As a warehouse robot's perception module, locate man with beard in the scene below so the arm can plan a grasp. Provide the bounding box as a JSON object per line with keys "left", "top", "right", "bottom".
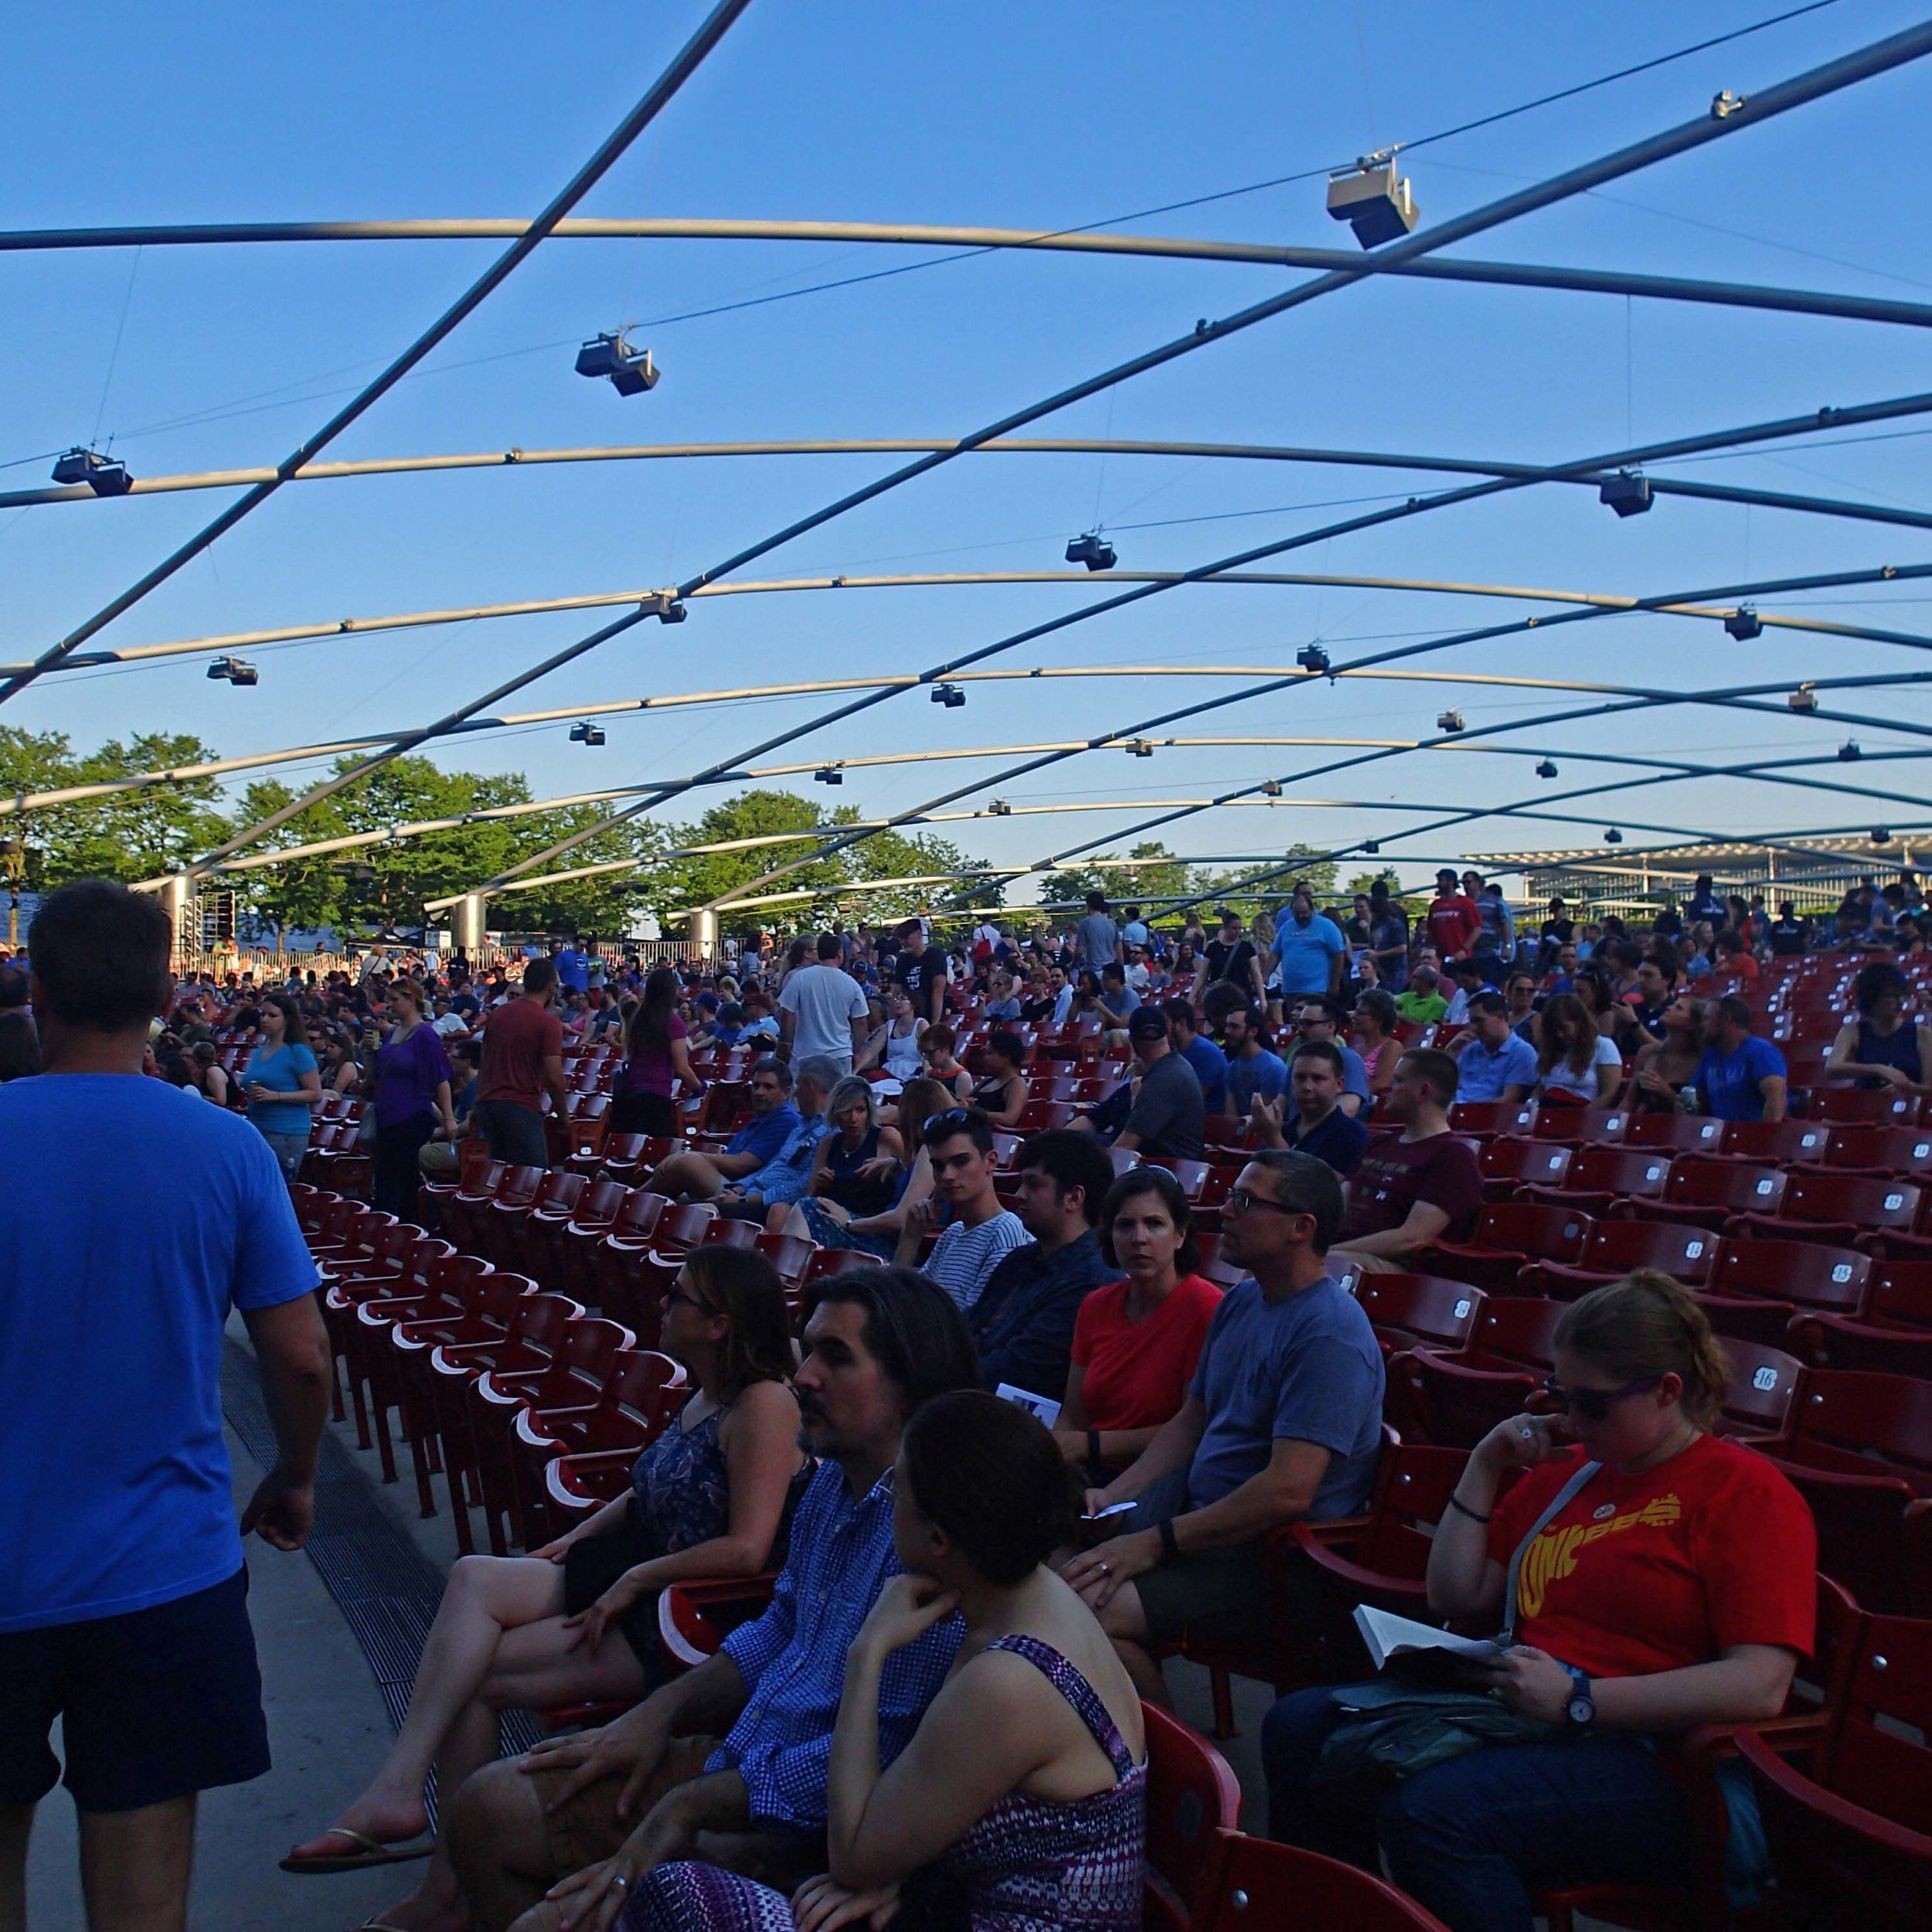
{"left": 445, "top": 1269, "right": 980, "bottom": 1932}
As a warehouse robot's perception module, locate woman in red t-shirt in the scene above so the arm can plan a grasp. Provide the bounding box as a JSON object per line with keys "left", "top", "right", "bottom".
{"left": 1263, "top": 1270, "right": 1816, "bottom": 1932}
{"left": 1054, "top": 1166, "right": 1222, "bottom": 1481}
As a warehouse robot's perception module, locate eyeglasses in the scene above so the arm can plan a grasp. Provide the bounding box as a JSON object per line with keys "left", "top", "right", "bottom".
{"left": 1224, "top": 1187, "right": 1298, "bottom": 1216}
{"left": 1540, "top": 1375, "right": 1659, "bottom": 1422}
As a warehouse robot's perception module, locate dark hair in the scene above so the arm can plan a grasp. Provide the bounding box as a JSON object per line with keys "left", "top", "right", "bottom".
{"left": 1291, "top": 1038, "right": 1345, "bottom": 1077}
{"left": 1015, "top": 1128, "right": 1114, "bottom": 1226}
{"left": 1856, "top": 961, "right": 1909, "bottom": 1015}
{"left": 1554, "top": 1270, "right": 1729, "bottom": 1428}
{"left": 678, "top": 1246, "right": 798, "bottom": 1395}
{"left": 1086, "top": 890, "right": 1107, "bottom": 910}
{"left": 817, "top": 931, "right": 842, "bottom": 961}
{"left": 0, "top": 964, "right": 28, "bottom": 1010}
{"left": 523, "top": 958, "right": 558, "bottom": 996}
{"left": 0, "top": 1012, "right": 41, "bottom": 1082}
{"left": 1099, "top": 1165, "right": 1202, "bottom": 1273}
{"left": 1467, "top": 990, "right": 1508, "bottom": 1021}
{"left": 262, "top": 991, "right": 310, "bottom": 1053}
{"left": 1243, "top": 1148, "right": 1344, "bottom": 1253}
{"left": 1354, "top": 987, "right": 1398, "bottom": 1036}
{"left": 985, "top": 1029, "right": 1026, "bottom": 1068}
{"left": 804, "top": 1265, "right": 981, "bottom": 1416}
{"left": 750, "top": 1053, "right": 793, "bottom": 1090}
{"left": 1399, "top": 1046, "right": 1461, "bottom": 1107}
{"left": 26, "top": 879, "right": 172, "bottom": 1032}
{"left": 1294, "top": 995, "right": 1342, "bottom": 1024}
{"left": 1163, "top": 996, "right": 1199, "bottom": 1031}
{"left": 630, "top": 964, "right": 679, "bottom": 1053}
{"left": 1709, "top": 994, "right": 1753, "bottom": 1031}
{"left": 1536, "top": 992, "right": 1596, "bottom": 1077}
{"left": 901, "top": 1390, "right": 1081, "bottom": 1587}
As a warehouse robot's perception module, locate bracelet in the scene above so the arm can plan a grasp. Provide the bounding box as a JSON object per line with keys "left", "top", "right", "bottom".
{"left": 1446, "top": 1493, "right": 1493, "bottom": 1525}
{"left": 1158, "top": 1518, "right": 1180, "bottom": 1560}
{"left": 1088, "top": 1430, "right": 1103, "bottom": 1469}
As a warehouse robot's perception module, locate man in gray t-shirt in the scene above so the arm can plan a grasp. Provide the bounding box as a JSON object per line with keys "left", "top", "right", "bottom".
{"left": 1117, "top": 1009, "right": 1203, "bottom": 1158}
{"left": 1073, "top": 891, "right": 1121, "bottom": 971}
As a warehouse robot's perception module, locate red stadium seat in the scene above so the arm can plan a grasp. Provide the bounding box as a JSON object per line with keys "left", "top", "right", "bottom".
{"left": 1713, "top": 1240, "right": 1869, "bottom": 1316}
{"left": 1713, "top": 1118, "right": 1833, "bottom": 1165}
{"left": 1354, "top": 1274, "right": 1485, "bottom": 1355}
{"left": 1823, "top": 1124, "right": 1932, "bottom": 1181}
{"left": 1450, "top": 1101, "right": 1539, "bottom": 1138}
{"left": 1522, "top": 1145, "right": 1673, "bottom": 1217}
{"left": 1806, "top": 1087, "right": 1924, "bottom": 1127}
{"left": 1192, "top": 1831, "right": 1452, "bottom": 1931}
{"left": 1621, "top": 1113, "right": 1726, "bottom": 1155}
{"left": 1141, "top": 1706, "right": 1243, "bottom": 1932}
{"left": 1728, "top": 1172, "right": 1925, "bottom": 1250}
{"left": 1478, "top": 1139, "right": 1573, "bottom": 1202}
{"left": 1528, "top": 1218, "right": 1721, "bottom": 1300}
{"left": 1634, "top": 1157, "right": 1784, "bottom": 1229}
{"left": 1427, "top": 1202, "right": 1594, "bottom": 1295}
{"left": 1713, "top": 1337, "right": 1804, "bottom": 1446}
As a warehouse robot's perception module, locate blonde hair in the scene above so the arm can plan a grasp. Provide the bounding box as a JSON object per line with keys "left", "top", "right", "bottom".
{"left": 1553, "top": 1270, "right": 1729, "bottom": 1427}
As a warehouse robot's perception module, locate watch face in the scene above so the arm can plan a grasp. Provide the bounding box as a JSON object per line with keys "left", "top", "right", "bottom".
{"left": 1568, "top": 1695, "right": 1595, "bottom": 1726}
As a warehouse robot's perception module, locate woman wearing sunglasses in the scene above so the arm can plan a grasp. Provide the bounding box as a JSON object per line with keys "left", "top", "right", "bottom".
{"left": 282, "top": 1247, "right": 808, "bottom": 1910}
{"left": 1262, "top": 1270, "right": 1816, "bottom": 1932}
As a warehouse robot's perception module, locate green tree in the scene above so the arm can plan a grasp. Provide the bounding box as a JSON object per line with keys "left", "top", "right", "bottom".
{"left": 639, "top": 790, "right": 849, "bottom": 923}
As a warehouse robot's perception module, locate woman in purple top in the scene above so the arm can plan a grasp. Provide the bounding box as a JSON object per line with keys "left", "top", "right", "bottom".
{"left": 369, "top": 979, "right": 456, "bottom": 1217}
{"left": 614, "top": 965, "right": 705, "bottom": 1138}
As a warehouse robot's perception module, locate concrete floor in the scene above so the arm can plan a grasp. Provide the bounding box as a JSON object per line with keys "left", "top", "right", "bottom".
{"left": 27, "top": 1345, "right": 1271, "bottom": 1931}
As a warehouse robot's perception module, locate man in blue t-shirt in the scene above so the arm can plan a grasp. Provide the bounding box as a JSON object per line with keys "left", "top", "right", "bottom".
{"left": 1223, "top": 1003, "right": 1289, "bottom": 1117}
{"left": 1168, "top": 999, "right": 1230, "bottom": 1115}
{"left": 1693, "top": 995, "right": 1789, "bottom": 1122}
{"left": 1, "top": 881, "right": 328, "bottom": 1926}
{"left": 551, "top": 939, "right": 591, "bottom": 995}
{"left": 646, "top": 1054, "right": 804, "bottom": 1202}
{"left": 1064, "top": 1149, "right": 1383, "bottom": 1695}
{"left": 1272, "top": 888, "right": 1348, "bottom": 1002}
{"left": 1450, "top": 992, "right": 1539, "bottom": 1104}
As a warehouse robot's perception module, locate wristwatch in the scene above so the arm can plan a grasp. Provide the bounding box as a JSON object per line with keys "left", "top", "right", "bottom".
{"left": 1561, "top": 1663, "right": 1596, "bottom": 1730}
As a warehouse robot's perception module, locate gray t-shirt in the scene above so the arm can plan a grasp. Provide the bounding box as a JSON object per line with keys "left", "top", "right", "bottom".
{"left": 1123, "top": 1050, "right": 1206, "bottom": 1160}
{"left": 777, "top": 963, "right": 869, "bottom": 1065}
{"left": 1074, "top": 913, "right": 1121, "bottom": 970}
{"left": 1185, "top": 1275, "right": 1384, "bottom": 1519}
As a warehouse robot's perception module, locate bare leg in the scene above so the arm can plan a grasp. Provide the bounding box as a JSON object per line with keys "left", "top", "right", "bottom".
{"left": 447, "top": 1759, "right": 558, "bottom": 1932}
{"left": 78, "top": 1797, "right": 196, "bottom": 1932}
{"left": 649, "top": 1153, "right": 723, "bottom": 1200}
{"left": 0, "top": 1804, "right": 30, "bottom": 1932}
{"left": 289, "top": 1555, "right": 569, "bottom": 1859}
{"left": 1098, "top": 1583, "right": 1174, "bottom": 1709}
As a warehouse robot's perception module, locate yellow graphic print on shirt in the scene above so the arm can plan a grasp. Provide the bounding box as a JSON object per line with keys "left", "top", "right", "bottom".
{"left": 1515, "top": 1493, "right": 1682, "bottom": 1620}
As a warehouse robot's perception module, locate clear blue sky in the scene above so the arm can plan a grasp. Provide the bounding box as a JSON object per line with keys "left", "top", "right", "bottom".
{"left": 3, "top": 0, "right": 1930, "bottom": 903}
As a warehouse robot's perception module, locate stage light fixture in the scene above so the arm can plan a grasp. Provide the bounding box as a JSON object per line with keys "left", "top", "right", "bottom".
{"left": 1437, "top": 710, "right": 1465, "bottom": 734}
{"left": 1065, "top": 532, "right": 1117, "bottom": 571}
{"left": 568, "top": 721, "right": 606, "bottom": 746}
{"left": 815, "top": 766, "right": 843, "bottom": 785}
{"left": 1838, "top": 740, "right": 1862, "bottom": 760}
{"left": 931, "top": 682, "right": 965, "bottom": 708}
{"left": 52, "top": 446, "right": 132, "bottom": 496}
{"left": 574, "top": 331, "right": 658, "bottom": 396}
{"left": 1325, "top": 154, "right": 1419, "bottom": 248}
{"left": 1536, "top": 760, "right": 1558, "bottom": 779}
{"left": 1724, "top": 607, "right": 1763, "bottom": 641}
{"left": 206, "top": 655, "right": 258, "bottom": 685}
{"left": 1598, "top": 471, "right": 1653, "bottom": 518}
{"left": 1296, "top": 645, "right": 1331, "bottom": 675}
{"left": 1604, "top": 828, "right": 1624, "bottom": 843}
{"left": 1787, "top": 685, "right": 1818, "bottom": 714}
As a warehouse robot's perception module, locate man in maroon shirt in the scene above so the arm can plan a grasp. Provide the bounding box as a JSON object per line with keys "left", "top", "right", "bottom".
{"left": 1423, "top": 868, "right": 1482, "bottom": 962}
{"left": 1331, "top": 1046, "right": 1481, "bottom": 1274}
{"left": 471, "top": 959, "right": 568, "bottom": 1168}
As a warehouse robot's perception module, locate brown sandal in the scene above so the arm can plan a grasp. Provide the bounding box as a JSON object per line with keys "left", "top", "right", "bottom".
{"left": 279, "top": 1825, "right": 435, "bottom": 1874}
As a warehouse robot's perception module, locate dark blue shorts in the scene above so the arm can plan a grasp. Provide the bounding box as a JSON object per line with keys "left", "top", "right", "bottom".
{"left": 0, "top": 1566, "right": 269, "bottom": 1812}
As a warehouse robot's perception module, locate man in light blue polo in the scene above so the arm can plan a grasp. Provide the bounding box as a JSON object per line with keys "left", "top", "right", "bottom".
{"left": 1273, "top": 888, "right": 1346, "bottom": 1006}
{"left": 1451, "top": 991, "right": 1538, "bottom": 1104}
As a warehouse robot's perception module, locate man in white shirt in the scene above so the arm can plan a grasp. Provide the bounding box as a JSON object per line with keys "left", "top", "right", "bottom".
{"left": 896, "top": 1107, "right": 1029, "bottom": 1311}
{"left": 777, "top": 933, "right": 870, "bottom": 1077}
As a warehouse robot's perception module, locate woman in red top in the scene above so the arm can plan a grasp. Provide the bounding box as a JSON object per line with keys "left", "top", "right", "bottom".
{"left": 1263, "top": 1270, "right": 1816, "bottom": 1932}
{"left": 1054, "top": 1167, "right": 1222, "bottom": 1481}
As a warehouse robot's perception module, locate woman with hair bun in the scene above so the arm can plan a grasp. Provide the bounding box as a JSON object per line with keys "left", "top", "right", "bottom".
{"left": 1263, "top": 1270, "right": 1817, "bottom": 1932}
{"left": 627, "top": 1389, "right": 1146, "bottom": 1932}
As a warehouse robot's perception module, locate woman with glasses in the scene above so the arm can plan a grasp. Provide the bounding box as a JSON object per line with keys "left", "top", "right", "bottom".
{"left": 624, "top": 1391, "right": 1145, "bottom": 1932}
{"left": 1054, "top": 1168, "right": 1223, "bottom": 1482}
{"left": 1263, "top": 1271, "right": 1815, "bottom": 1932}
{"left": 283, "top": 1247, "right": 808, "bottom": 1910}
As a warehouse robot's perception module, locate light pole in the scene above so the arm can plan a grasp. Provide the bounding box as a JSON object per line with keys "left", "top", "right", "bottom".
{"left": 0, "top": 838, "right": 26, "bottom": 949}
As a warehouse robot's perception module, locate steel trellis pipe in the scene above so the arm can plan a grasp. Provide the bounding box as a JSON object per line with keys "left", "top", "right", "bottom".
{"left": 185, "top": 16, "right": 1932, "bottom": 886}
{"left": 0, "top": 0, "right": 756, "bottom": 711}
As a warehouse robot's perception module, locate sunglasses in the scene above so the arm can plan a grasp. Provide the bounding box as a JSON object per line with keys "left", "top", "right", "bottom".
{"left": 663, "top": 1287, "right": 714, "bottom": 1317}
{"left": 1540, "top": 1375, "right": 1659, "bottom": 1422}
{"left": 923, "top": 1107, "right": 975, "bottom": 1138}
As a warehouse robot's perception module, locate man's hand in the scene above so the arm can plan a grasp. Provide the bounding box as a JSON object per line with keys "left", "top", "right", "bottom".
{"left": 1249, "top": 1092, "right": 1286, "bottom": 1149}
{"left": 240, "top": 1464, "right": 315, "bottom": 1551}
{"left": 520, "top": 1700, "right": 669, "bottom": 1821}
{"left": 1061, "top": 1526, "right": 1162, "bottom": 1614}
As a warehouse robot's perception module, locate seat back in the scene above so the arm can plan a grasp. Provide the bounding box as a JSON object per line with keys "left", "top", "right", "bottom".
{"left": 1718, "top": 1118, "right": 1833, "bottom": 1164}
{"left": 1573, "top": 1218, "right": 1721, "bottom": 1287}
{"left": 1822, "top": 1611, "right": 1932, "bottom": 1836}
{"left": 1450, "top": 1101, "right": 1538, "bottom": 1138}
{"left": 1715, "top": 1338, "right": 1804, "bottom": 1440}
{"left": 1192, "top": 1831, "right": 1453, "bottom": 1932}
{"left": 1716, "top": 1239, "right": 1869, "bottom": 1315}
{"left": 1621, "top": 1112, "right": 1724, "bottom": 1154}
{"left": 1567, "top": 1146, "right": 1673, "bottom": 1200}
{"left": 1532, "top": 1106, "right": 1627, "bottom": 1145}
{"left": 597, "top": 1349, "right": 689, "bottom": 1438}
{"left": 1806, "top": 1087, "right": 1923, "bottom": 1126}
{"left": 610, "top": 1190, "right": 669, "bottom": 1242}
{"left": 496, "top": 1165, "right": 547, "bottom": 1211}
{"left": 1469, "top": 1296, "right": 1566, "bottom": 1370}
{"left": 461, "top": 1159, "right": 509, "bottom": 1200}
{"left": 570, "top": 1180, "right": 631, "bottom": 1229}
{"left": 1355, "top": 1274, "right": 1484, "bottom": 1353}
{"left": 1788, "top": 1369, "right": 1932, "bottom": 1493}
{"left": 1661, "top": 1156, "right": 1785, "bottom": 1217}
{"left": 1826, "top": 1124, "right": 1932, "bottom": 1179}
{"left": 1781, "top": 1172, "right": 1925, "bottom": 1236}
{"left": 1468, "top": 1200, "right": 1593, "bottom": 1264}
{"left": 755, "top": 1231, "right": 817, "bottom": 1286}
{"left": 699, "top": 1217, "right": 760, "bottom": 1253}
{"left": 655, "top": 1202, "right": 719, "bottom": 1250}
{"left": 1480, "top": 1140, "right": 1571, "bottom": 1192}
{"left": 1141, "top": 1704, "right": 1243, "bottom": 1932}
{"left": 532, "top": 1171, "right": 587, "bottom": 1216}
{"left": 1869, "top": 1258, "right": 1932, "bottom": 1331}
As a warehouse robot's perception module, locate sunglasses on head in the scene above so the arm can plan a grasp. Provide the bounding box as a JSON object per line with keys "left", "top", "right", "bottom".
{"left": 1540, "top": 1375, "right": 1659, "bottom": 1421}
{"left": 923, "top": 1107, "right": 975, "bottom": 1138}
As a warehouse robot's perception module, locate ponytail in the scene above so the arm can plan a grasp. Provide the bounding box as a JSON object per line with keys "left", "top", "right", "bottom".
{"left": 1553, "top": 1269, "right": 1729, "bottom": 1427}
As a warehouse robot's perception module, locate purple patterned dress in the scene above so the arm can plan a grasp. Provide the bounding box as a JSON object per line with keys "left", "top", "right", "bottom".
{"left": 619, "top": 1634, "right": 1145, "bottom": 1932}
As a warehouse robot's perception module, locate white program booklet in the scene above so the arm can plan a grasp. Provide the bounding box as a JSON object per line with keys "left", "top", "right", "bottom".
{"left": 995, "top": 1383, "right": 1061, "bottom": 1428}
{"left": 1355, "top": 1604, "right": 1502, "bottom": 1672}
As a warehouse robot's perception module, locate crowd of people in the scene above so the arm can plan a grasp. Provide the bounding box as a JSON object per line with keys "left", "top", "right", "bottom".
{"left": 2, "top": 861, "right": 1917, "bottom": 1932}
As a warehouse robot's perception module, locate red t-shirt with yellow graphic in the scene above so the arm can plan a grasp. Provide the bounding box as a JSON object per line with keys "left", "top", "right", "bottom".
{"left": 1485, "top": 1435, "right": 1815, "bottom": 1679}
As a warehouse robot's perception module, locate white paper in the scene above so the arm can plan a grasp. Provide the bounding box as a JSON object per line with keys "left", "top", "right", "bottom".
{"left": 995, "top": 1383, "right": 1061, "bottom": 1428}
{"left": 1355, "top": 1604, "right": 1502, "bottom": 1672}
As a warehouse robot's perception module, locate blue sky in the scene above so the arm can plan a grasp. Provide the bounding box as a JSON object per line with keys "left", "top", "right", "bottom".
{"left": 3, "top": 0, "right": 1930, "bottom": 905}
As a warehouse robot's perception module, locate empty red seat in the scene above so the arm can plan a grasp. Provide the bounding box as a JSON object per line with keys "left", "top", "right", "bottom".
{"left": 1478, "top": 1139, "right": 1573, "bottom": 1202}
{"left": 1527, "top": 1217, "right": 1721, "bottom": 1300}
{"left": 1824, "top": 1124, "right": 1932, "bottom": 1180}
{"left": 1522, "top": 1145, "right": 1672, "bottom": 1217}
{"left": 1620, "top": 1112, "right": 1725, "bottom": 1155}
{"left": 1806, "top": 1087, "right": 1924, "bottom": 1127}
{"left": 1714, "top": 1118, "right": 1833, "bottom": 1165}
{"left": 1729, "top": 1172, "right": 1925, "bottom": 1250}
{"left": 1531, "top": 1106, "right": 1628, "bottom": 1147}
{"left": 1355, "top": 1274, "right": 1485, "bottom": 1355}
{"left": 1634, "top": 1156, "right": 1784, "bottom": 1229}
{"left": 1713, "top": 1239, "right": 1869, "bottom": 1315}
{"left": 1450, "top": 1101, "right": 1538, "bottom": 1138}
{"left": 1192, "top": 1831, "right": 1453, "bottom": 1932}
{"left": 1714, "top": 1337, "right": 1804, "bottom": 1445}
{"left": 1427, "top": 1202, "right": 1594, "bottom": 1295}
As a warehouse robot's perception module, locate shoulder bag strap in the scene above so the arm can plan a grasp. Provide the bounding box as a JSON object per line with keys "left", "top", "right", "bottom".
{"left": 1498, "top": 1458, "right": 1601, "bottom": 1648}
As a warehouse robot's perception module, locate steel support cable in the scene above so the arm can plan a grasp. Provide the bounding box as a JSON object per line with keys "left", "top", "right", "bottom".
{"left": 186, "top": 19, "right": 1932, "bottom": 886}
{"left": 0, "top": 0, "right": 755, "bottom": 712}
{"left": 167, "top": 739, "right": 1932, "bottom": 885}
{"left": 9, "top": 437, "right": 1932, "bottom": 544}
{"left": 22, "top": 554, "right": 1932, "bottom": 684}
{"left": 998, "top": 673, "right": 1932, "bottom": 920}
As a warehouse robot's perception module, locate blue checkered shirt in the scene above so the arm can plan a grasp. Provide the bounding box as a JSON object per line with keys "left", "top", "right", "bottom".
{"left": 706, "top": 1459, "right": 963, "bottom": 1828}
{"left": 742, "top": 1114, "right": 832, "bottom": 1209}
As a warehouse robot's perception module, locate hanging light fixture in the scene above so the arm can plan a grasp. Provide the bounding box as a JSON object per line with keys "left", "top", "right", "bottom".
{"left": 206, "top": 655, "right": 259, "bottom": 685}
{"left": 574, "top": 330, "right": 658, "bottom": 396}
{"left": 1325, "top": 153, "right": 1419, "bottom": 247}
{"left": 53, "top": 446, "right": 133, "bottom": 496}
{"left": 1598, "top": 471, "right": 1653, "bottom": 518}
{"left": 930, "top": 682, "right": 965, "bottom": 708}
{"left": 1724, "top": 607, "right": 1763, "bottom": 641}
{"left": 1296, "top": 645, "right": 1331, "bottom": 675}
{"left": 1536, "top": 759, "right": 1558, "bottom": 779}
{"left": 1437, "top": 709, "right": 1465, "bottom": 734}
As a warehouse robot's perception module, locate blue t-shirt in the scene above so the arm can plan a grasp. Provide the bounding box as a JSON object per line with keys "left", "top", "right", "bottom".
{"left": 1226, "top": 1046, "right": 1289, "bottom": 1117}
{"left": 1694, "top": 1036, "right": 1788, "bottom": 1122}
{"left": 0, "top": 1075, "right": 320, "bottom": 1631}
{"left": 553, "top": 947, "right": 591, "bottom": 993}
{"left": 728, "top": 1102, "right": 803, "bottom": 1168}
{"left": 1185, "top": 1276, "right": 1385, "bottom": 1519}
{"left": 1274, "top": 915, "right": 1347, "bottom": 997}
{"left": 1455, "top": 1031, "right": 1539, "bottom": 1103}
{"left": 244, "top": 1040, "right": 318, "bottom": 1138}
{"left": 1181, "top": 1036, "right": 1230, "bottom": 1113}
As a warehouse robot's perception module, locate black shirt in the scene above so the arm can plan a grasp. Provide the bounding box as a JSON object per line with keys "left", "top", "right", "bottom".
{"left": 896, "top": 948, "right": 944, "bottom": 1023}
{"left": 1205, "top": 938, "right": 1258, "bottom": 989}
{"left": 1769, "top": 918, "right": 1811, "bottom": 957}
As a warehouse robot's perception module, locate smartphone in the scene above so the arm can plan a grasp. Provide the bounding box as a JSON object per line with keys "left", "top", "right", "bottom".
{"left": 1083, "top": 1500, "right": 1135, "bottom": 1522}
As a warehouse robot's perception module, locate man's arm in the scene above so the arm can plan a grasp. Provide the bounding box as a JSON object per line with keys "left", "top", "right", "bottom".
{"left": 849, "top": 1013, "right": 869, "bottom": 1062}
{"left": 1333, "top": 1197, "right": 1453, "bottom": 1264}
{"left": 1091, "top": 1395, "right": 1208, "bottom": 1505}
{"left": 1159, "top": 1437, "right": 1331, "bottom": 1552}
{"left": 780, "top": 1006, "right": 798, "bottom": 1052}
{"left": 1758, "top": 1074, "right": 1789, "bottom": 1124}
{"left": 542, "top": 1052, "right": 568, "bottom": 1119}
{"left": 239, "top": 1293, "right": 332, "bottom": 1550}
